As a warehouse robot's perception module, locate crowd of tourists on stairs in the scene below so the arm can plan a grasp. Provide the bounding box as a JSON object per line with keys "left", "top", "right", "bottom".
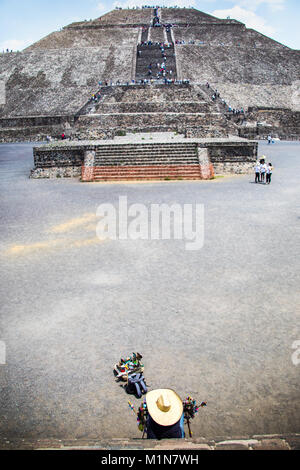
{"left": 206, "top": 82, "right": 245, "bottom": 116}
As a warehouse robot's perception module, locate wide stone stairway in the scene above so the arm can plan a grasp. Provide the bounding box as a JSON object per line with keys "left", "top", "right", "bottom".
{"left": 91, "top": 141, "right": 203, "bottom": 181}
{"left": 136, "top": 41, "right": 177, "bottom": 82}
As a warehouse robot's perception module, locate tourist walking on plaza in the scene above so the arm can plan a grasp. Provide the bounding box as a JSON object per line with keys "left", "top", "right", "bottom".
{"left": 266, "top": 163, "right": 273, "bottom": 184}
{"left": 268, "top": 135, "right": 272, "bottom": 144}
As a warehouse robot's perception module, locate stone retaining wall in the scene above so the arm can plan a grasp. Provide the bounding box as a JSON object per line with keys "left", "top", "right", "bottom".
{"left": 0, "top": 126, "right": 65, "bottom": 143}
{"left": 96, "top": 102, "right": 211, "bottom": 114}
{"left": 0, "top": 115, "right": 74, "bottom": 128}
{"left": 243, "top": 108, "right": 300, "bottom": 140}
{"left": 31, "top": 146, "right": 84, "bottom": 178}
{"left": 77, "top": 112, "right": 227, "bottom": 132}
{"left": 30, "top": 166, "right": 82, "bottom": 179}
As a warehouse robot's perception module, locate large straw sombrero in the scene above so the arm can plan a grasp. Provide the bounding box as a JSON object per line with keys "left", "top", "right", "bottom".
{"left": 146, "top": 389, "right": 183, "bottom": 426}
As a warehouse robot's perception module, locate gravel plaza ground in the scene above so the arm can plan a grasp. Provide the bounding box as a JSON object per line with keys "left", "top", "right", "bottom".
{"left": 0, "top": 141, "right": 299, "bottom": 441}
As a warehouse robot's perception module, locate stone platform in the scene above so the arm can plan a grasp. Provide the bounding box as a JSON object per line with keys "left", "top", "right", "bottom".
{"left": 31, "top": 134, "right": 258, "bottom": 181}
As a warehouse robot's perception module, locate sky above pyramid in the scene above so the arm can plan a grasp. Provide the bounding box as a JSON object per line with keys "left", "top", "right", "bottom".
{"left": 0, "top": 0, "right": 299, "bottom": 51}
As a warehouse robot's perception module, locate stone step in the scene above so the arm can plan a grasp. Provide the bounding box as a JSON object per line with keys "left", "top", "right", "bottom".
{"left": 94, "top": 176, "right": 201, "bottom": 181}
{"left": 94, "top": 143, "right": 197, "bottom": 147}
{"left": 94, "top": 173, "right": 201, "bottom": 179}
{"left": 95, "top": 142, "right": 197, "bottom": 146}
{"left": 95, "top": 157, "right": 198, "bottom": 160}
{"left": 95, "top": 152, "right": 197, "bottom": 157}
{"left": 94, "top": 166, "right": 199, "bottom": 170}
{"left": 95, "top": 149, "right": 197, "bottom": 153}
{"left": 95, "top": 154, "right": 197, "bottom": 158}
{"left": 99, "top": 101, "right": 208, "bottom": 106}
{"left": 94, "top": 146, "right": 197, "bottom": 150}
{"left": 93, "top": 167, "right": 201, "bottom": 172}
{"left": 93, "top": 172, "right": 202, "bottom": 178}
{"left": 94, "top": 148, "right": 197, "bottom": 152}
{"left": 93, "top": 166, "right": 201, "bottom": 173}
{"left": 95, "top": 154, "right": 198, "bottom": 158}
{"left": 94, "top": 144, "right": 197, "bottom": 149}
{"left": 93, "top": 169, "right": 202, "bottom": 178}
{"left": 95, "top": 150, "right": 197, "bottom": 154}
{"left": 95, "top": 149, "right": 197, "bottom": 152}
{"left": 94, "top": 158, "right": 198, "bottom": 163}
{"left": 137, "top": 45, "right": 175, "bottom": 51}
{"left": 95, "top": 145, "right": 197, "bottom": 149}
{"left": 94, "top": 157, "right": 198, "bottom": 162}
{"left": 93, "top": 163, "right": 201, "bottom": 169}
{"left": 93, "top": 175, "right": 202, "bottom": 180}
{"left": 136, "top": 56, "right": 175, "bottom": 62}
{"left": 94, "top": 148, "right": 197, "bottom": 153}
{"left": 94, "top": 160, "right": 199, "bottom": 166}
{"left": 136, "top": 60, "right": 176, "bottom": 67}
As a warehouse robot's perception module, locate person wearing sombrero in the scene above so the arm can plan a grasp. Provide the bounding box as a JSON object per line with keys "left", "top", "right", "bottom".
{"left": 145, "top": 389, "right": 185, "bottom": 439}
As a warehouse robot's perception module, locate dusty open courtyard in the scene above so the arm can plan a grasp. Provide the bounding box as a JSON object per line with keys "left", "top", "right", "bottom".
{"left": 0, "top": 141, "right": 299, "bottom": 441}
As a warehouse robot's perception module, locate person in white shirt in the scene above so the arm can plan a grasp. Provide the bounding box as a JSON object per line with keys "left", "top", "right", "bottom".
{"left": 254, "top": 161, "right": 260, "bottom": 183}
{"left": 266, "top": 163, "right": 273, "bottom": 184}
{"left": 260, "top": 160, "right": 267, "bottom": 183}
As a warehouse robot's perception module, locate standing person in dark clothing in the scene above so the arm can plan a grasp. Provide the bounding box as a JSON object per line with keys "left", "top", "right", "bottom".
{"left": 254, "top": 161, "right": 260, "bottom": 183}
{"left": 145, "top": 389, "right": 184, "bottom": 439}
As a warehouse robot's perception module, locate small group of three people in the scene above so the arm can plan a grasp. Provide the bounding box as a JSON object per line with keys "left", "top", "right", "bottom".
{"left": 255, "top": 157, "right": 273, "bottom": 184}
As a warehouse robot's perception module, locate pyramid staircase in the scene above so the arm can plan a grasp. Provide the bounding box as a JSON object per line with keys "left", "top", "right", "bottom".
{"left": 136, "top": 41, "right": 177, "bottom": 82}
{"left": 136, "top": 7, "right": 177, "bottom": 83}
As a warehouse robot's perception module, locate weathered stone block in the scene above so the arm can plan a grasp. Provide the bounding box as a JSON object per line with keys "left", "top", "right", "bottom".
{"left": 252, "top": 439, "right": 291, "bottom": 450}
